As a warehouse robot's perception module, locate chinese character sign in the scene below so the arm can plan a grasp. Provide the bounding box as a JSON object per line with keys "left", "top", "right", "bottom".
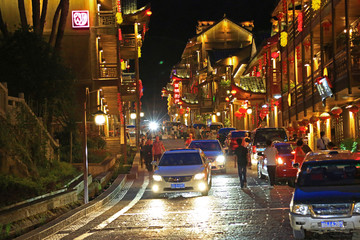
{"left": 72, "top": 11, "right": 89, "bottom": 28}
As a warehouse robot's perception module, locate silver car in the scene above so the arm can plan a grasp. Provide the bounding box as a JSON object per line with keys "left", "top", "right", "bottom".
{"left": 151, "top": 149, "right": 212, "bottom": 196}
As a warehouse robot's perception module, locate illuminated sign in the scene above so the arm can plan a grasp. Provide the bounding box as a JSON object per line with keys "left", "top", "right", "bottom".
{"left": 315, "top": 77, "right": 333, "bottom": 101}
{"left": 173, "top": 82, "right": 180, "bottom": 104}
{"left": 72, "top": 10, "right": 89, "bottom": 28}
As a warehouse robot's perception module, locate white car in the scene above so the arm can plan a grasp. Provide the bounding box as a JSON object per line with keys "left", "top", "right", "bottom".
{"left": 188, "top": 140, "right": 226, "bottom": 172}
{"left": 152, "top": 149, "right": 212, "bottom": 196}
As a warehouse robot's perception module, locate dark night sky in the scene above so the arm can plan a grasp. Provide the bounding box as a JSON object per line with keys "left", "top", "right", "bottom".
{"left": 137, "top": 0, "right": 278, "bottom": 122}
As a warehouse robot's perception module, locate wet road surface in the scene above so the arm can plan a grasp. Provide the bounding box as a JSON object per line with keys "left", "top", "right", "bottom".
{"left": 45, "top": 139, "right": 360, "bottom": 240}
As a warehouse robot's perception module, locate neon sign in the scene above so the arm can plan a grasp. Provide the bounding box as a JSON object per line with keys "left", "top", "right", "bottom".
{"left": 72, "top": 10, "right": 89, "bottom": 28}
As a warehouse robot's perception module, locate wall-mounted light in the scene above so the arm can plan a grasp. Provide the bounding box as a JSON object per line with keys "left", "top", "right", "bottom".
{"left": 130, "top": 113, "right": 136, "bottom": 119}
{"left": 216, "top": 112, "right": 221, "bottom": 116}
{"left": 247, "top": 108, "right": 253, "bottom": 114}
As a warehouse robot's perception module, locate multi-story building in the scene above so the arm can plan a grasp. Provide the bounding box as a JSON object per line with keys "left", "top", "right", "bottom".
{"left": 166, "top": 17, "right": 266, "bottom": 129}
{"left": 0, "top": 0, "right": 151, "bottom": 148}
{"left": 264, "top": 0, "right": 360, "bottom": 149}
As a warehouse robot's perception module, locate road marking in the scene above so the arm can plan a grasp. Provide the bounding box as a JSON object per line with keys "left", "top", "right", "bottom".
{"left": 74, "top": 176, "right": 149, "bottom": 240}
{"left": 44, "top": 180, "right": 134, "bottom": 240}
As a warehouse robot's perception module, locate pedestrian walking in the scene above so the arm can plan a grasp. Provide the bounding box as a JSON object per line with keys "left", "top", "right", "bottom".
{"left": 264, "top": 140, "right": 278, "bottom": 188}
{"left": 234, "top": 138, "right": 248, "bottom": 188}
{"left": 143, "top": 138, "right": 153, "bottom": 172}
{"left": 152, "top": 135, "right": 166, "bottom": 163}
{"left": 294, "top": 139, "right": 306, "bottom": 165}
{"left": 317, "top": 131, "right": 330, "bottom": 150}
{"left": 139, "top": 135, "right": 146, "bottom": 168}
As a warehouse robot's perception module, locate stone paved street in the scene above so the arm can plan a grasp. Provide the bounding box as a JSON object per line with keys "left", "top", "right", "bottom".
{"left": 45, "top": 139, "right": 359, "bottom": 240}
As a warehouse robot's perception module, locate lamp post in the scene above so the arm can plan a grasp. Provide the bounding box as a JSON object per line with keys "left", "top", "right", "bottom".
{"left": 83, "top": 88, "right": 106, "bottom": 204}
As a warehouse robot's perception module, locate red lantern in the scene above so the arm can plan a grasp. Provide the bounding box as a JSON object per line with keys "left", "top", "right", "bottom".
{"left": 259, "top": 113, "right": 267, "bottom": 119}
{"left": 235, "top": 111, "right": 241, "bottom": 118}
{"left": 238, "top": 107, "right": 247, "bottom": 114}
{"left": 309, "top": 116, "right": 319, "bottom": 124}
{"left": 179, "top": 108, "right": 185, "bottom": 115}
{"left": 348, "top": 105, "right": 359, "bottom": 114}
{"left": 319, "top": 112, "right": 330, "bottom": 121}
{"left": 297, "top": 12, "right": 303, "bottom": 32}
{"left": 298, "top": 126, "right": 308, "bottom": 134}
{"left": 303, "top": 40, "right": 311, "bottom": 50}
{"left": 330, "top": 106, "right": 343, "bottom": 117}
{"left": 271, "top": 52, "right": 279, "bottom": 59}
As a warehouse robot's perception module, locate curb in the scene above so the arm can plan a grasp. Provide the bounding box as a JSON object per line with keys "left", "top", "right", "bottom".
{"left": 15, "top": 173, "right": 127, "bottom": 240}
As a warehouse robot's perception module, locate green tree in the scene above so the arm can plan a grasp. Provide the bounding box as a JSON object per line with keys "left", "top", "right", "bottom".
{"left": 0, "top": 29, "right": 75, "bottom": 133}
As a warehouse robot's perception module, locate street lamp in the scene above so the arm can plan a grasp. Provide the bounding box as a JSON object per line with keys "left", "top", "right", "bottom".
{"left": 83, "top": 88, "right": 106, "bottom": 204}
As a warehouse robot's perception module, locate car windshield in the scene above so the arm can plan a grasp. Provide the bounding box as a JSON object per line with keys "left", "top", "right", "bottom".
{"left": 159, "top": 153, "right": 203, "bottom": 166}
{"left": 297, "top": 160, "right": 360, "bottom": 187}
{"left": 188, "top": 142, "right": 221, "bottom": 151}
{"left": 276, "top": 144, "right": 293, "bottom": 154}
{"left": 254, "top": 130, "right": 287, "bottom": 144}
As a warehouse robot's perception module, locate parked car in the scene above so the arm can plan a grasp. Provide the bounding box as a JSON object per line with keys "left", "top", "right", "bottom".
{"left": 250, "top": 127, "right": 288, "bottom": 165}
{"left": 289, "top": 150, "right": 360, "bottom": 239}
{"left": 151, "top": 149, "right": 212, "bottom": 196}
{"left": 257, "top": 142, "right": 297, "bottom": 186}
{"left": 188, "top": 139, "right": 226, "bottom": 172}
{"left": 225, "top": 130, "right": 250, "bottom": 154}
{"left": 217, "top": 127, "right": 235, "bottom": 146}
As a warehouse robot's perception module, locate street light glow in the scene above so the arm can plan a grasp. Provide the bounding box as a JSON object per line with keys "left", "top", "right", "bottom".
{"left": 94, "top": 110, "right": 106, "bottom": 125}
{"left": 149, "top": 121, "right": 159, "bottom": 131}
{"left": 130, "top": 113, "right": 136, "bottom": 119}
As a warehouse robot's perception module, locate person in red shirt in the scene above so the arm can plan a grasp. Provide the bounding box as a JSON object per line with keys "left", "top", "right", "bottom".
{"left": 294, "top": 139, "right": 306, "bottom": 165}
{"left": 185, "top": 133, "right": 194, "bottom": 147}
{"left": 152, "top": 136, "right": 166, "bottom": 163}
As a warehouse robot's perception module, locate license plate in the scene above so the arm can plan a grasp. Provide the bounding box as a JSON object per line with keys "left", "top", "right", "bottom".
{"left": 321, "top": 221, "right": 344, "bottom": 228}
{"left": 171, "top": 183, "right": 185, "bottom": 189}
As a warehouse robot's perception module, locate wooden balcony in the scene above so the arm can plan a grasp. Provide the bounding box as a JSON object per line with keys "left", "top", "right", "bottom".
{"left": 99, "top": 63, "right": 118, "bottom": 78}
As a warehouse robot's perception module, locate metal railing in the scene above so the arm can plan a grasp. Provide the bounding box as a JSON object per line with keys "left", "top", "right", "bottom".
{"left": 99, "top": 63, "right": 118, "bottom": 78}
{"left": 98, "top": 11, "right": 115, "bottom": 27}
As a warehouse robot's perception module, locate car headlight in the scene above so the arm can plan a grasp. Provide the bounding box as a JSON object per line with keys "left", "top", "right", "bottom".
{"left": 216, "top": 155, "right": 225, "bottom": 164}
{"left": 194, "top": 173, "right": 205, "bottom": 180}
{"left": 292, "top": 204, "right": 310, "bottom": 215}
{"left": 152, "top": 174, "right": 162, "bottom": 181}
{"left": 354, "top": 203, "right": 360, "bottom": 214}
{"left": 277, "top": 157, "right": 284, "bottom": 165}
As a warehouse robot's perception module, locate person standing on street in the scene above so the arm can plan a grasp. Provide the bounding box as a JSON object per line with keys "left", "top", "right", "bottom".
{"left": 185, "top": 133, "right": 194, "bottom": 147}
{"left": 317, "top": 131, "right": 330, "bottom": 150}
{"left": 139, "top": 135, "right": 146, "bottom": 168}
{"left": 152, "top": 136, "right": 166, "bottom": 163}
{"left": 264, "top": 140, "right": 278, "bottom": 188}
{"left": 234, "top": 138, "right": 248, "bottom": 189}
{"left": 294, "top": 139, "right": 306, "bottom": 165}
{"left": 143, "top": 137, "right": 153, "bottom": 172}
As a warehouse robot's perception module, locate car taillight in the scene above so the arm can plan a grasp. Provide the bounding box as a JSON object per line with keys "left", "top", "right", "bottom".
{"left": 277, "top": 157, "right": 284, "bottom": 165}
{"left": 252, "top": 146, "right": 256, "bottom": 153}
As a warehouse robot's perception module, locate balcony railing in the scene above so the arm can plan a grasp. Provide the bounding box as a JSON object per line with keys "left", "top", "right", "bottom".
{"left": 99, "top": 63, "right": 118, "bottom": 78}
{"left": 98, "top": 11, "right": 115, "bottom": 27}
{"left": 120, "top": 34, "right": 136, "bottom": 47}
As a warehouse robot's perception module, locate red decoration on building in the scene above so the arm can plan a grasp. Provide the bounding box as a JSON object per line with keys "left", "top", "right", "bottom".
{"left": 321, "top": 19, "right": 332, "bottom": 31}
{"left": 173, "top": 82, "right": 180, "bottom": 104}
{"left": 303, "top": 39, "right": 311, "bottom": 50}
{"left": 179, "top": 108, "right": 185, "bottom": 115}
{"left": 301, "top": 119, "right": 309, "bottom": 126}
{"left": 298, "top": 126, "right": 308, "bottom": 134}
{"left": 297, "top": 12, "right": 303, "bottom": 32}
{"left": 277, "top": 12, "right": 284, "bottom": 21}
{"left": 282, "top": 0, "right": 287, "bottom": 13}
{"left": 319, "top": 112, "right": 331, "bottom": 121}
{"left": 271, "top": 52, "right": 279, "bottom": 59}
{"left": 287, "top": 126, "right": 295, "bottom": 133}
{"left": 348, "top": 105, "right": 359, "bottom": 114}
{"left": 331, "top": 106, "right": 343, "bottom": 117}
{"left": 296, "top": 46, "right": 301, "bottom": 60}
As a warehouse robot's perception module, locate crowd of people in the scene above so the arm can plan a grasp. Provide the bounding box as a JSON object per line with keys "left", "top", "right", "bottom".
{"left": 166, "top": 124, "right": 217, "bottom": 140}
